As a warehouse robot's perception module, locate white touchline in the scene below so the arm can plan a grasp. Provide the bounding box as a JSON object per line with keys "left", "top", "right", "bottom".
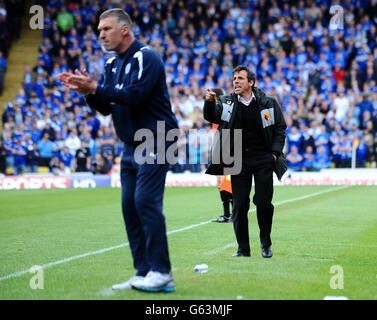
{"left": 204, "top": 185, "right": 350, "bottom": 255}
{"left": 0, "top": 185, "right": 350, "bottom": 282}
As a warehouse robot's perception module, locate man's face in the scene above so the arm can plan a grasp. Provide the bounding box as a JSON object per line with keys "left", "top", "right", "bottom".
{"left": 233, "top": 70, "right": 253, "bottom": 97}
{"left": 98, "top": 16, "right": 127, "bottom": 52}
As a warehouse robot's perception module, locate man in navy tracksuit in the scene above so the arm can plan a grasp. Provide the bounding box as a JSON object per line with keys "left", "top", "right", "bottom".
{"left": 59, "top": 8, "right": 177, "bottom": 292}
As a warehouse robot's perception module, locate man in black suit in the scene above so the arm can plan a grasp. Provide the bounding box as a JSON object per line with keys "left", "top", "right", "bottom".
{"left": 204, "top": 65, "right": 287, "bottom": 258}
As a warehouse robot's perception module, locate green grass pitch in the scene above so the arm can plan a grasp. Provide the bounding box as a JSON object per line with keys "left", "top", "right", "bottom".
{"left": 0, "top": 185, "right": 376, "bottom": 300}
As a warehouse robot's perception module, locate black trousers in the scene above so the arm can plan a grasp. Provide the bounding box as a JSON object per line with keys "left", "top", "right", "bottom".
{"left": 231, "top": 151, "right": 275, "bottom": 254}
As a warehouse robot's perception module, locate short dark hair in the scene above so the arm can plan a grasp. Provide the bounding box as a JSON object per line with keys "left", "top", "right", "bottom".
{"left": 232, "top": 65, "right": 256, "bottom": 88}
{"left": 212, "top": 88, "right": 225, "bottom": 98}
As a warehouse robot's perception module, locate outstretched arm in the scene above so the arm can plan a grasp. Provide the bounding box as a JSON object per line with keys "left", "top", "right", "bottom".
{"left": 203, "top": 88, "right": 222, "bottom": 124}
{"left": 59, "top": 69, "right": 111, "bottom": 116}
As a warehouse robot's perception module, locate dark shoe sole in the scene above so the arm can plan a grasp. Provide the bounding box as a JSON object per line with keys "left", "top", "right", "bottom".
{"left": 132, "top": 284, "right": 176, "bottom": 292}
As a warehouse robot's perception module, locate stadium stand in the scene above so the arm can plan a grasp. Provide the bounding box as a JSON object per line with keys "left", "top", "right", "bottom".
{"left": 1, "top": 0, "right": 377, "bottom": 176}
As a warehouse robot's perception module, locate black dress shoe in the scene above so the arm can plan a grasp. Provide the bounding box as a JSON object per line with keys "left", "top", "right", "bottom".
{"left": 232, "top": 251, "right": 250, "bottom": 257}
{"left": 261, "top": 246, "right": 273, "bottom": 258}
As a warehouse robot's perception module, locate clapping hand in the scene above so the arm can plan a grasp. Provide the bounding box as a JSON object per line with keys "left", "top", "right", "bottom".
{"left": 59, "top": 69, "right": 97, "bottom": 95}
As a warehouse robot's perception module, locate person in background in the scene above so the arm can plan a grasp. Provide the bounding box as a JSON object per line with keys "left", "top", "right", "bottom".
{"left": 74, "top": 140, "right": 91, "bottom": 172}
{"left": 26, "top": 142, "right": 40, "bottom": 173}
{"left": 91, "top": 153, "right": 110, "bottom": 174}
{"left": 13, "top": 139, "right": 27, "bottom": 175}
{"left": 286, "top": 145, "right": 303, "bottom": 171}
{"left": 210, "top": 88, "right": 233, "bottom": 223}
{"left": 313, "top": 145, "right": 332, "bottom": 170}
{"left": 0, "top": 139, "right": 7, "bottom": 174}
{"left": 355, "top": 136, "right": 369, "bottom": 168}
{"left": 302, "top": 145, "right": 316, "bottom": 171}
{"left": 37, "top": 133, "right": 53, "bottom": 166}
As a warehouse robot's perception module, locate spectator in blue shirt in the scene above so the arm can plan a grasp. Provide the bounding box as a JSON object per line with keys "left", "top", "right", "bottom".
{"left": 3, "top": 132, "right": 14, "bottom": 171}
{"left": 287, "top": 125, "right": 302, "bottom": 152}
{"left": 0, "top": 50, "right": 6, "bottom": 95}
{"left": 313, "top": 145, "right": 332, "bottom": 170}
{"left": 99, "top": 126, "right": 115, "bottom": 158}
{"left": 59, "top": 146, "right": 73, "bottom": 170}
{"left": 339, "top": 134, "right": 353, "bottom": 168}
{"left": 315, "top": 124, "right": 330, "bottom": 155}
{"left": 355, "top": 136, "right": 369, "bottom": 168}
{"left": 286, "top": 145, "right": 304, "bottom": 171}
{"left": 358, "top": 94, "right": 374, "bottom": 124}
{"left": 32, "top": 75, "right": 47, "bottom": 99}
{"left": 302, "top": 145, "right": 316, "bottom": 171}
{"left": 13, "top": 139, "right": 27, "bottom": 175}
{"left": 30, "top": 120, "right": 42, "bottom": 143}
{"left": 37, "top": 133, "right": 53, "bottom": 166}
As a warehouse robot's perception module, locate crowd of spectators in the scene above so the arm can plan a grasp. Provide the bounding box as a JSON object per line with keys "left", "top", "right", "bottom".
{"left": 0, "top": 0, "right": 24, "bottom": 96}
{"left": 1, "top": 0, "right": 377, "bottom": 176}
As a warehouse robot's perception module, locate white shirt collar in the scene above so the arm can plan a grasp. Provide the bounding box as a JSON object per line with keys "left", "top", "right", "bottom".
{"left": 237, "top": 92, "right": 256, "bottom": 106}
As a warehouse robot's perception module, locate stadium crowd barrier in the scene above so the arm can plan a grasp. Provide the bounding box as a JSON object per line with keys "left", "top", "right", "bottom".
{"left": 1, "top": 169, "right": 377, "bottom": 190}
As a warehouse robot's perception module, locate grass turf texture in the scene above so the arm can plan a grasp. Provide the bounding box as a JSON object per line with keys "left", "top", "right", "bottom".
{"left": 0, "top": 185, "right": 376, "bottom": 300}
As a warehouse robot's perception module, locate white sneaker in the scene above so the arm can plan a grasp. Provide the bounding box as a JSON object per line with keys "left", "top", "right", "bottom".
{"left": 112, "top": 276, "right": 145, "bottom": 290}
{"left": 131, "top": 271, "right": 176, "bottom": 292}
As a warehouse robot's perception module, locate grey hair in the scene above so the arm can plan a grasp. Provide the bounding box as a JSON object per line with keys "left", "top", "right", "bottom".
{"left": 99, "top": 8, "right": 134, "bottom": 35}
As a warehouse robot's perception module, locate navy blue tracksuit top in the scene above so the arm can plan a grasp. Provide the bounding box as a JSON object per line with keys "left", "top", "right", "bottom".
{"left": 86, "top": 40, "right": 178, "bottom": 144}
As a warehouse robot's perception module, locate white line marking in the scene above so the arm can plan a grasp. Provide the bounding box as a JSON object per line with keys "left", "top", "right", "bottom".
{"left": 0, "top": 186, "right": 349, "bottom": 282}
{"left": 270, "top": 185, "right": 350, "bottom": 208}
{"left": 96, "top": 287, "right": 116, "bottom": 297}
{"left": 204, "top": 242, "right": 237, "bottom": 255}
{"left": 205, "top": 185, "right": 350, "bottom": 257}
